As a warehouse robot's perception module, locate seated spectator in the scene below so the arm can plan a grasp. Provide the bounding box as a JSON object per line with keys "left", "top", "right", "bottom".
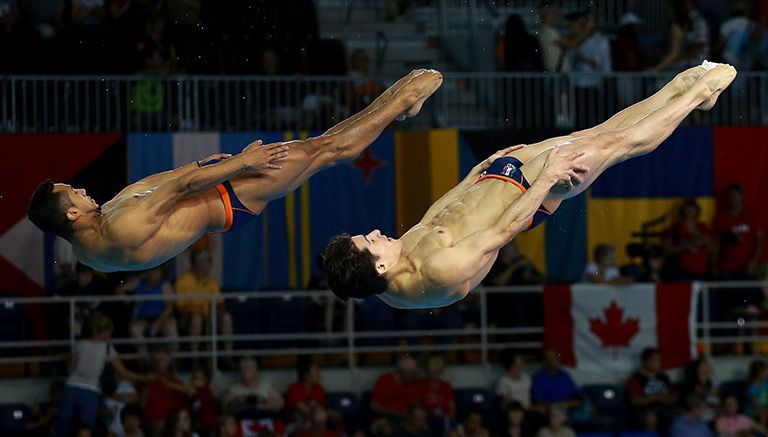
{"left": 747, "top": 360, "right": 768, "bottom": 425}
{"left": 496, "top": 351, "right": 531, "bottom": 409}
{"left": 53, "top": 313, "right": 151, "bottom": 437}
{"left": 714, "top": 184, "right": 764, "bottom": 280}
{"left": 55, "top": 262, "right": 111, "bottom": 337}
{"left": 626, "top": 348, "right": 677, "bottom": 432}
{"left": 647, "top": 0, "right": 709, "bottom": 71}
{"left": 680, "top": 357, "right": 718, "bottom": 421}
{"left": 372, "top": 418, "right": 396, "bottom": 437}
{"left": 531, "top": 350, "right": 581, "bottom": 413}
{"left": 452, "top": 409, "right": 490, "bottom": 437}
{"left": 190, "top": 369, "right": 217, "bottom": 435}
{"left": 162, "top": 409, "right": 198, "bottom": 437}
{"left": 664, "top": 199, "right": 712, "bottom": 280}
{"left": 534, "top": 405, "right": 575, "bottom": 437}
{"left": 371, "top": 356, "right": 422, "bottom": 421}
{"left": 348, "top": 48, "right": 381, "bottom": 113}
{"left": 418, "top": 355, "right": 455, "bottom": 416}
{"left": 104, "top": 377, "right": 140, "bottom": 437}
{"left": 582, "top": 245, "right": 632, "bottom": 284}
{"left": 485, "top": 241, "right": 544, "bottom": 287}
{"left": 395, "top": 403, "right": 430, "bottom": 437}
{"left": 717, "top": 394, "right": 767, "bottom": 437}
{"left": 130, "top": 265, "right": 178, "bottom": 358}
{"left": 500, "top": 401, "right": 535, "bottom": 437}
{"left": 175, "top": 250, "right": 233, "bottom": 358}
{"left": 297, "top": 405, "right": 340, "bottom": 437}
{"left": 144, "top": 349, "right": 193, "bottom": 436}
{"left": 286, "top": 358, "right": 328, "bottom": 425}
{"left": 224, "top": 357, "right": 284, "bottom": 415}
{"left": 110, "top": 403, "right": 144, "bottom": 437}
{"left": 217, "top": 414, "right": 239, "bottom": 437}
{"left": 669, "top": 394, "right": 714, "bottom": 437}
{"left": 26, "top": 380, "right": 64, "bottom": 437}
{"left": 716, "top": 1, "right": 758, "bottom": 70}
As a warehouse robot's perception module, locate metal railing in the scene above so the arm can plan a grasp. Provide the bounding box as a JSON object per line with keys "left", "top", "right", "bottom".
{"left": 2, "top": 72, "right": 765, "bottom": 134}
{"left": 1, "top": 282, "right": 767, "bottom": 371}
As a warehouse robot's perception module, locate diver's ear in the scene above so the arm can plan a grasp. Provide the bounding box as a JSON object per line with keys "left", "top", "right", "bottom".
{"left": 66, "top": 207, "right": 80, "bottom": 222}
{"left": 375, "top": 262, "right": 388, "bottom": 275}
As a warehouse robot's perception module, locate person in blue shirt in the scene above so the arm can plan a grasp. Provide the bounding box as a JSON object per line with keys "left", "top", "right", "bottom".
{"left": 669, "top": 394, "right": 714, "bottom": 437}
{"left": 531, "top": 349, "right": 582, "bottom": 412}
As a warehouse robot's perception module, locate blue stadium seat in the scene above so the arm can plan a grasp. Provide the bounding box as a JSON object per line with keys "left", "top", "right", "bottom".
{"left": 582, "top": 384, "right": 626, "bottom": 433}
{"left": 265, "top": 295, "right": 307, "bottom": 334}
{"left": 619, "top": 432, "right": 659, "bottom": 437}
{"left": 578, "top": 433, "right": 614, "bottom": 437}
{"left": 0, "top": 299, "right": 25, "bottom": 342}
{"left": 326, "top": 391, "right": 359, "bottom": 421}
{"left": 0, "top": 403, "right": 30, "bottom": 432}
{"left": 455, "top": 388, "right": 495, "bottom": 427}
{"left": 357, "top": 298, "right": 398, "bottom": 345}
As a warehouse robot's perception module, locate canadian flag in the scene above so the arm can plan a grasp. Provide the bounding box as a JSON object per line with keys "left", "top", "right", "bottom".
{"left": 544, "top": 283, "right": 698, "bottom": 376}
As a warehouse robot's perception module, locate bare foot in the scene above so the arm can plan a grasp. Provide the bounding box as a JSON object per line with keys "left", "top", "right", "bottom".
{"left": 374, "top": 69, "right": 425, "bottom": 107}
{"left": 672, "top": 65, "right": 707, "bottom": 96}
{"left": 696, "top": 64, "right": 737, "bottom": 110}
{"left": 395, "top": 69, "right": 443, "bottom": 121}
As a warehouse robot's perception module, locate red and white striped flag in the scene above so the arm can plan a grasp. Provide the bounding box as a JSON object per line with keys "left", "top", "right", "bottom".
{"left": 544, "top": 283, "right": 698, "bottom": 376}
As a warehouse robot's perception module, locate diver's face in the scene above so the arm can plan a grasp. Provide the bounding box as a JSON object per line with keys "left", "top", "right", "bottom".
{"left": 54, "top": 184, "right": 99, "bottom": 210}
{"left": 351, "top": 229, "right": 402, "bottom": 275}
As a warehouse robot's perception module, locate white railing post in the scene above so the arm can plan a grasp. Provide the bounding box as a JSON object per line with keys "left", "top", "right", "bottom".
{"left": 699, "top": 282, "right": 711, "bottom": 356}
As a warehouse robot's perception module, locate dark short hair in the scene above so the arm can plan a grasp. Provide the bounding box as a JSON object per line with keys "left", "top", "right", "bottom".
{"left": 593, "top": 244, "right": 615, "bottom": 263}
{"left": 641, "top": 347, "right": 659, "bottom": 364}
{"left": 121, "top": 403, "right": 142, "bottom": 423}
{"left": 27, "top": 180, "right": 75, "bottom": 238}
{"left": 321, "top": 233, "right": 388, "bottom": 300}
{"left": 296, "top": 355, "right": 313, "bottom": 381}
{"left": 726, "top": 183, "right": 743, "bottom": 194}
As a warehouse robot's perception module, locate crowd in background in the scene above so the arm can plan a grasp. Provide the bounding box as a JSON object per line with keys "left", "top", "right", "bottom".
{"left": 22, "top": 335, "right": 768, "bottom": 437}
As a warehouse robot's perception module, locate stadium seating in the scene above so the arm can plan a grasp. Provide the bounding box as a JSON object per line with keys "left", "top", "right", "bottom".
{"left": 582, "top": 384, "right": 626, "bottom": 432}
{"left": 0, "top": 299, "right": 25, "bottom": 342}
{"left": 719, "top": 379, "right": 749, "bottom": 411}
{"left": 326, "top": 391, "right": 360, "bottom": 422}
{"left": 618, "top": 432, "right": 659, "bottom": 437}
{"left": 577, "top": 433, "right": 613, "bottom": 437}
{"left": 454, "top": 388, "right": 496, "bottom": 427}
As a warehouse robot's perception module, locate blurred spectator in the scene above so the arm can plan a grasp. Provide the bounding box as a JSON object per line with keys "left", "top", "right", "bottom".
{"left": 53, "top": 236, "right": 77, "bottom": 285}
{"left": 286, "top": 358, "right": 328, "bottom": 425}
{"left": 70, "top": 0, "right": 104, "bottom": 25}
{"left": 53, "top": 313, "right": 150, "bottom": 437}
{"left": 626, "top": 348, "right": 677, "bottom": 432}
{"left": 130, "top": 265, "right": 178, "bottom": 358}
{"left": 567, "top": 10, "right": 612, "bottom": 128}
{"left": 104, "top": 377, "right": 140, "bottom": 437}
{"left": 348, "top": 49, "right": 382, "bottom": 113}
{"left": 747, "top": 360, "right": 768, "bottom": 425}
{"left": 190, "top": 369, "right": 217, "bottom": 435}
{"left": 297, "top": 405, "right": 339, "bottom": 437}
{"left": 501, "top": 14, "right": 542, "bottom": 72}
{"left": 224, "top": 357, "right": 284, "bottom": 415}
{"left": 144, "top": 349, "right": 193, "bottom": 437}
{"left": 613, "top": 13, "right": 643, "bottom": 71}
{"left": 714, "top": 184, "right": 764, "bottom": 279}
{"left": 582, "top": 244, "right": 631, "bottom": 284}
{"left": 217, "top": 414, "right": 239, "bottom": 437}
{"left": 175, "top": 250, "right": 233, "bottom": 358}
{"left": 26, "top": 380, "right": 64, "bottom": 437}
{"left": 416, "top": 356, "right": 455, "bottom": 434}
{"left": 136, "top": 13, "right": 179, "bottom": 73}
{"left": 500, "top": 401, "right": 535, "bottom": 437}
{"left": 372, "top": 418, "right": 396, "bottom": 437}
{"left": 55, "top": 262, "right": 110, "bottom": 337}
{"left": 664, "top": 199, "right": 712, "bottom": 280}
{"left": 717, "top": 1, "right": 759, "bottom": 70}
{"left": 718, "top": 394, "right": 766, "bottom": 437}
{"left": 537, "top": 3, "right": 593, "bottom": 72}
{"left": 162, "top": 409, "right": 197, "bottom": 437}
{"left": 648, "top": 0, "right": 710, "bottom": 71}
{"left": 534, "top": 405, "right": 575, "bottom": 437}
{"left": 372, "top": 356, "right": 422, "bottom": 421}
{"left": 110, "top": 403, "right": 144, "bottom": 437}
{"left": 680, "top": 357, "right": 718, "bottom": 422}
{"left": 531, "top": 350, "right": 581, "bottom": 413}
{"left": 485, "top": 241, "right": 543, "bottom": 286}
{"left": 496, "top": 350, "right": 531, "bottom": 409}
{"left": 669, "top": 394, "right": 714, "bottom": 437}
{"left": 452, "top": 409, "right": 489, "bottom": 437}
{"left": 395, "top": 403, "right": 430, "bottom": 437}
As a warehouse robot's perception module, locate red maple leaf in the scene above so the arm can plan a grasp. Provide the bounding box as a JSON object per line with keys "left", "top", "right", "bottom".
{"left": 351, "top": 149, "right": 384, "bottom": 182}
{"left": 589, "top": 300, "right": 640, "bottom": 359}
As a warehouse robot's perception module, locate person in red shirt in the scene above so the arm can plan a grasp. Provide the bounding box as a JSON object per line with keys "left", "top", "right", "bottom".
{"left": 665, "top": 199, "right": 712, "bottom": 280}
{"left": 286, "top": 358, "right": 328, "bottom": 424}
{"left": 714, "top": 184, "right": 765, "bottom": 279}
{"left": 143, "top": 349, "right": 192, "bottom": 436}
{"left": 371, "top": 356, "right": 422, "bottom": 420}
{"left": 416, "top": 356, "right": 455, "bottom": 418}
{"left": 296, "top": 405, "right": 340, "bottom": 437}
{"left": 190, "top": 368, "right": 218, "bottom": 435}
